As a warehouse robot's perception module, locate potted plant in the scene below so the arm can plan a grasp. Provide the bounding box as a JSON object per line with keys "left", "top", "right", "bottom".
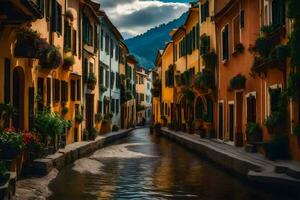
{"left": 86, "top": 72, "right": 97, "bottom": 90}
{"left": 22, "top": 130, "right": 43, "bottom": 160}
{"left": 95, "top": 113, "right": 102, "bottom": 123}
{"left": 265, "top": 112, "right": 286, "bottom": 134}
{"left": 90, "top": 128, "right": 98, "bottom": 140}
{"left": 75, "top": 112, "right": 83, "bottom": 124}
{"left": 14, "top": 28, "right": 41, "bottom": 58}
{"left": 0, "top": 161, "right": 9, "bottom": 186}
{"left": 112, "top": 125, "right": 119, "bottom": 132}
{"left": 229, "top": 74, "right": 246, "bottom": 90}
{"left": 0, "top": 129, "right": 25, "bottom": 160}
{"left": 246, "top": 123, "right": 262, "bottom": 144}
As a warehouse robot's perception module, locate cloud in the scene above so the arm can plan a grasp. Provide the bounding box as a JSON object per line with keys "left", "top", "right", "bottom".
{"left": 97, "top": 0, "right": 189, "bottom": 38}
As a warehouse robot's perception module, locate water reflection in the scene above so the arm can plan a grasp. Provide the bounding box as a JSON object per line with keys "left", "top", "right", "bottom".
{"left": 48, "top": 128, "right": 297, "bottom": 200}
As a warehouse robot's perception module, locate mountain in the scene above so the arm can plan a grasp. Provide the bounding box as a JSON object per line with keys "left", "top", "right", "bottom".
{"left": 124, "top": 12, "right": 188, "bottom": 69}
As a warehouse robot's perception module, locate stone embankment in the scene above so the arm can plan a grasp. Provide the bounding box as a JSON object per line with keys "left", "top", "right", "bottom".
{"left": 160, "top": 127, "right": 300, "bottom": 190}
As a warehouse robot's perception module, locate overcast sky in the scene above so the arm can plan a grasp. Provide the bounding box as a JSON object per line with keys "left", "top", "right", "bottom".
{"left": 97, "top": 0, "right": 193, "bottom": 39}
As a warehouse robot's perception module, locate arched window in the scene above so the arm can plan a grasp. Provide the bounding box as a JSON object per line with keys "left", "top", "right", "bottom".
{"left": 195, "top": 97, "right": 204, "bottom": 119}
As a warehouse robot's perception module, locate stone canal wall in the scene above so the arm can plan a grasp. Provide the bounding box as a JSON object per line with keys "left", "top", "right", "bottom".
{"left": 30, "top": 128, "right": 134, "bottom": 176}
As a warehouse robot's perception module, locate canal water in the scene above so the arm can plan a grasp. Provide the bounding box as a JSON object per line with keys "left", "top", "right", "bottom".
{"left": 48, "top": 128, "right": 296, "bottom": 200}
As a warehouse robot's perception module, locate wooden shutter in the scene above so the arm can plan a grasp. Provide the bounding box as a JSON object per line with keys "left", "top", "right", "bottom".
{"left": 47, "top": 78, "right": 51, "bottom": 106}
{"left": 233, "top": 15, "right": 240, "bottom": 48}
{"left": 71, "top": 80, "right": 76, "bottom": 101}
{"left": 28, "top": 87, "right": 34, "bottom": 130}
{"left": 37, "top": 78, "right": 44, "bottom": 111}
{"left": 240, "top": 10, "right": 245, "bottom": 28}
{"left": 76, "top": 79, "right": 81, "bottom": 101}
{"left": 222, "top": 25, "right": 229, "bottom": 60}
{"left": 4, "top": 58, "right": 10, "bottom": 104}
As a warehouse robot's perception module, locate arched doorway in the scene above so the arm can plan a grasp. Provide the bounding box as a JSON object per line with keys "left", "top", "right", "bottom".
{"left": 13, "top": 67, "right": 25, "bottom": 129}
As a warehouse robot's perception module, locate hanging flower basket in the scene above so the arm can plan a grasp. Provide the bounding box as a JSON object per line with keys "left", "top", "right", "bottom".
{"left": 39, "top": 45, "right": 62, "bottom": 70}
{"left": 14, "top": 28, "right": 41, "bottom": 58}
{"left": 229, "top": 74, "right": 246, "bottom": 90}
{"left": 86, "top": 72, "right": 97, "bottom": 90}
{"left": 63, "top": 50, "right": 75, "bottom": 71}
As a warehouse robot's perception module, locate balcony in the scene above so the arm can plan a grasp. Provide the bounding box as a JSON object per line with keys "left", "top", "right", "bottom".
{"left": 0, "top": 0, "right": 44, "bottom": 25}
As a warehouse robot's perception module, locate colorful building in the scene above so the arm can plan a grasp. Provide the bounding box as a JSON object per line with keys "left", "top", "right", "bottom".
{"left": 152, "top": 50, "right": 163, "bottom": 124}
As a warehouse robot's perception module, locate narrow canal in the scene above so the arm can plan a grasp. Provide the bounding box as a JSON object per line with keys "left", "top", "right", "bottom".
{"left": 48, "top": 128, "right": 294, "bottom": 200}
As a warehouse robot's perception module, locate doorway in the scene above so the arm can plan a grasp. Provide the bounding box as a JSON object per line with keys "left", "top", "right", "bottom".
{"left": 228, "top": 103, "right": 234, "bottom": 142}
{"left": 13, "top": 67, "right": 25, "bottom": 129}
{"left": 236, "top": 92, "right": 244, "bottom": 146}
{"left": 218, "top": 103, "right": 224, "bottom": 140}
{"left": 85, "top": 94, "right": 94, "bottom": 134}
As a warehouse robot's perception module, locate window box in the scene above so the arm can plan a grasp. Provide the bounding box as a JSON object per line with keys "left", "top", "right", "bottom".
{"left": 14, "top": 28, "right": 41, "bottom": 58}
{"left": 39, "top": 44, "right": 62, "bottom": 70}
{"left": 62, "top": 50, "right": 75, "bottom": 71}
{"left": 86, "top": 73, "right": 97, "bottom": 90}
{"left": 229, "top": 74, "right": 246, "bottom": 90}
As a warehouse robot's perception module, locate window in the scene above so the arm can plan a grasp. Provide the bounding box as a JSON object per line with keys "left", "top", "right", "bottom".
{"left": 196, "top": 23, "right": 200, "bottom": 49}
{"left": 47, "top": 78, "right": 51, "bottom": 106}
{"left": 269, "top": 88, "right": 281, "bottom": 114}
{"left": 61, "top": 80, "right": 68, "bottom": 103}
{"left": 100, "top": 29, "right": 103, "bottom": 50}
{"left": 206, "top": 96, "right": 213, "bottom": 123}
{"left": 71, "top": 80, "right": 76, "bottom": 101}
{"left": 89, "top": 62, "right": 94, "bottom": 73}
{"left": 111, "top": 72, "right": 115, "bottom": 88}
{"left": 116, "top": 73, "right": 120, "bottom": 89}
{"left": 105, "top": 70, "right": 109, "bottom": 87}
{"left": 4, "top": 58, "right": 10, "bottom": 104}
{"left": 110, "top": 39, "right": 114, "bottom": 58}
{"left": 98, "top": 101, "right": 102, "bottom": 114}
{"left": 53, "top": 79, "right": 60, "bottom": 102}
{"left": 94, "top": 25, "right": 98, "bottom": 50}
{"left": 83, "top": 16, "right": 93, "bottom": 45}
{"left": 76, "top": 79, "right": 81, "bottom": 101}
{"left": 99, "top": 66, "right": 104, "bottom": 84}
{"left": 240, "top": 10, "right": 245, "bottom": 28}
{"left": 115, "top": 45, "right": 119, "bottom": 61}
{"left": 111, "top": 99, "right": 115, "bottom": 113}
{"left": 165, "top": 69, "right": 174, "bottom": 87}
{"left": 116, "top": 99, "right": 119, "bottom": 114}
{"left": 105, "top": 34, "right": 109, "bottom": 54}
{"left": 29, "top": 87, "right": 35, "bottom": 130}
{"left": 64, "top": 21, "right": 71, "bottom": 49}
{"left": 52, "top": 1, "right": 62, "bottom": 34}
{"left": 222, "top": 25, "right": 229, "bottom": 61}
{"left": 271, "top": 0, "right": 285, "bottom": 27}
{"left": 233, "top": 15, "right": 240, "bottom": 50}
{"left": 73, "top": 30, "right": 77, "bottom": 54}
{"left": 83, "top": 58, "right": 88, "bottom": 82}
{"left": 201, "top": 1, "right": 209, "bottom": 23}
{"left": 140, "top": 94, "right": 145, "bottom": 101}
{"left": 247, "top": 94, "right": 256, "bottom": 123}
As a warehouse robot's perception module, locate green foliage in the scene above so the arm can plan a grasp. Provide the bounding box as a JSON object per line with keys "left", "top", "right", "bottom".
{"left": 234, "top": 43, "right": 244, "bottom": 53}
{"left": 265, "top": 111, "right": 287, "bottom": 132}
{"left": 66, "top": 120, "right": 73, "bottom": 130}
{"left": 287, "top": 0, "right": 300, "bottom": 19}
{"left": 229, "top": 74, "right": 246, "bottom": 90}
{"left": 39, "top": 45, "right": 62, "bottom": 69}
{"left": 293, "top": 124, "right": 300, "bottom": 137}
{"left": 286, "top": 72, "right": 300, "bottom": 101}
{"left": 87, "top": 73, "right": 97, "bottom": 84}
{"left": 253, "top": 37, "right": 271, "bottom": 57}
{"left": 182, "top": 88, "right": 195, "bottom": 105}
{"left": 194, "top": 70, "right": 214, "bottom": 89}
{"left": 61, "top": 107, "right": 69, "bottom": 116}
{"left": 99, "top": 84, "right": 107, "bottom": 93}
{"left": 0, "top": 103, "right": 16, "bottom": 127}
{"left": 202, "top": 52, "right": 217, "bottom": 69}
{"left": 95, "top": 113, "right": 102, "bottom": 123}
{"left": 246, "top": 123, "right": 262, "bottom": 143}
{"left": 269, "top": 44, "right": 290, "bottom": 61}
{"left": 63, "top": 55, "right": 75, "bottom": 68}
{"left": 0, "top": 129, "right": 25, "bottom": 151}
{"left": 91, "top": 128, "right": 98, "bottom": 138}
{"left": 290, "top": 20, "right": 300, "bottom": 68}
{"left": 34, "top": 111, "right": 67, "bottom": 139}
{"left": 104, "top": 112, "right": 113, "bottom": 120}
{"left": 264, "top": 135, "right": 290, "bottom": 160}
{"left": 112, "top": 125, "right": 119, "bottom": 132}
{"left": 75, "top": 112, "right": 83, "bottom": 123}
{"left": 261, "top": 25, "right": 276, "bottom": 34}
{"left": 0, "top": 161, "right": 7, "bottom": 177}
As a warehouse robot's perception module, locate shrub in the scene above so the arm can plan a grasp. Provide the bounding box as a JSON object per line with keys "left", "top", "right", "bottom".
{"left": 90, "top": 128, "right": 98, "bottom": 139}
{"left": 286, "top": 72, "right": 300, "bottom": 101}
{"left": 182, "top": 88, "right": 195, "bottom": 105}
{"left": 95, "top": 113, "right": 102, "bottom": 123}
{"left": 194, "top": 70, "right": 214, "bottom": 89}
{"left": 287, "top": 0, "right": 300, "bottom": 19}
{"left": 104, "top": 112, "right": 113, "bottom": 120}
{"left": 63, "top": 55, "right": 75, "bottom": 69}
{"left": 246, "top": 123, "right": 262, "bottom": 143}
{"left": 86, "top": 73, "right": 97, "bottom": 90}
{"left": 263, "top": 135, "right": 290, "bottom": 160}
{"left": 265, "top": 112, "right": 287, "bottom": 134}
{"left": 229, "top": 74, "right": 246, "bottom": 90}
{"left": 22, "top": 130, "right": 43, "bottom": 159}
{"left": 112, "top": 125, "right": 119, "bottom": 132}
{"left": 0, "top": 128, "right": 25, "bottom": 159}
{"left": 253, "top": 37, "right": 271, "bottom": 57}
{"left": 66, "top": 120, "right": 73, "bottom": 130}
